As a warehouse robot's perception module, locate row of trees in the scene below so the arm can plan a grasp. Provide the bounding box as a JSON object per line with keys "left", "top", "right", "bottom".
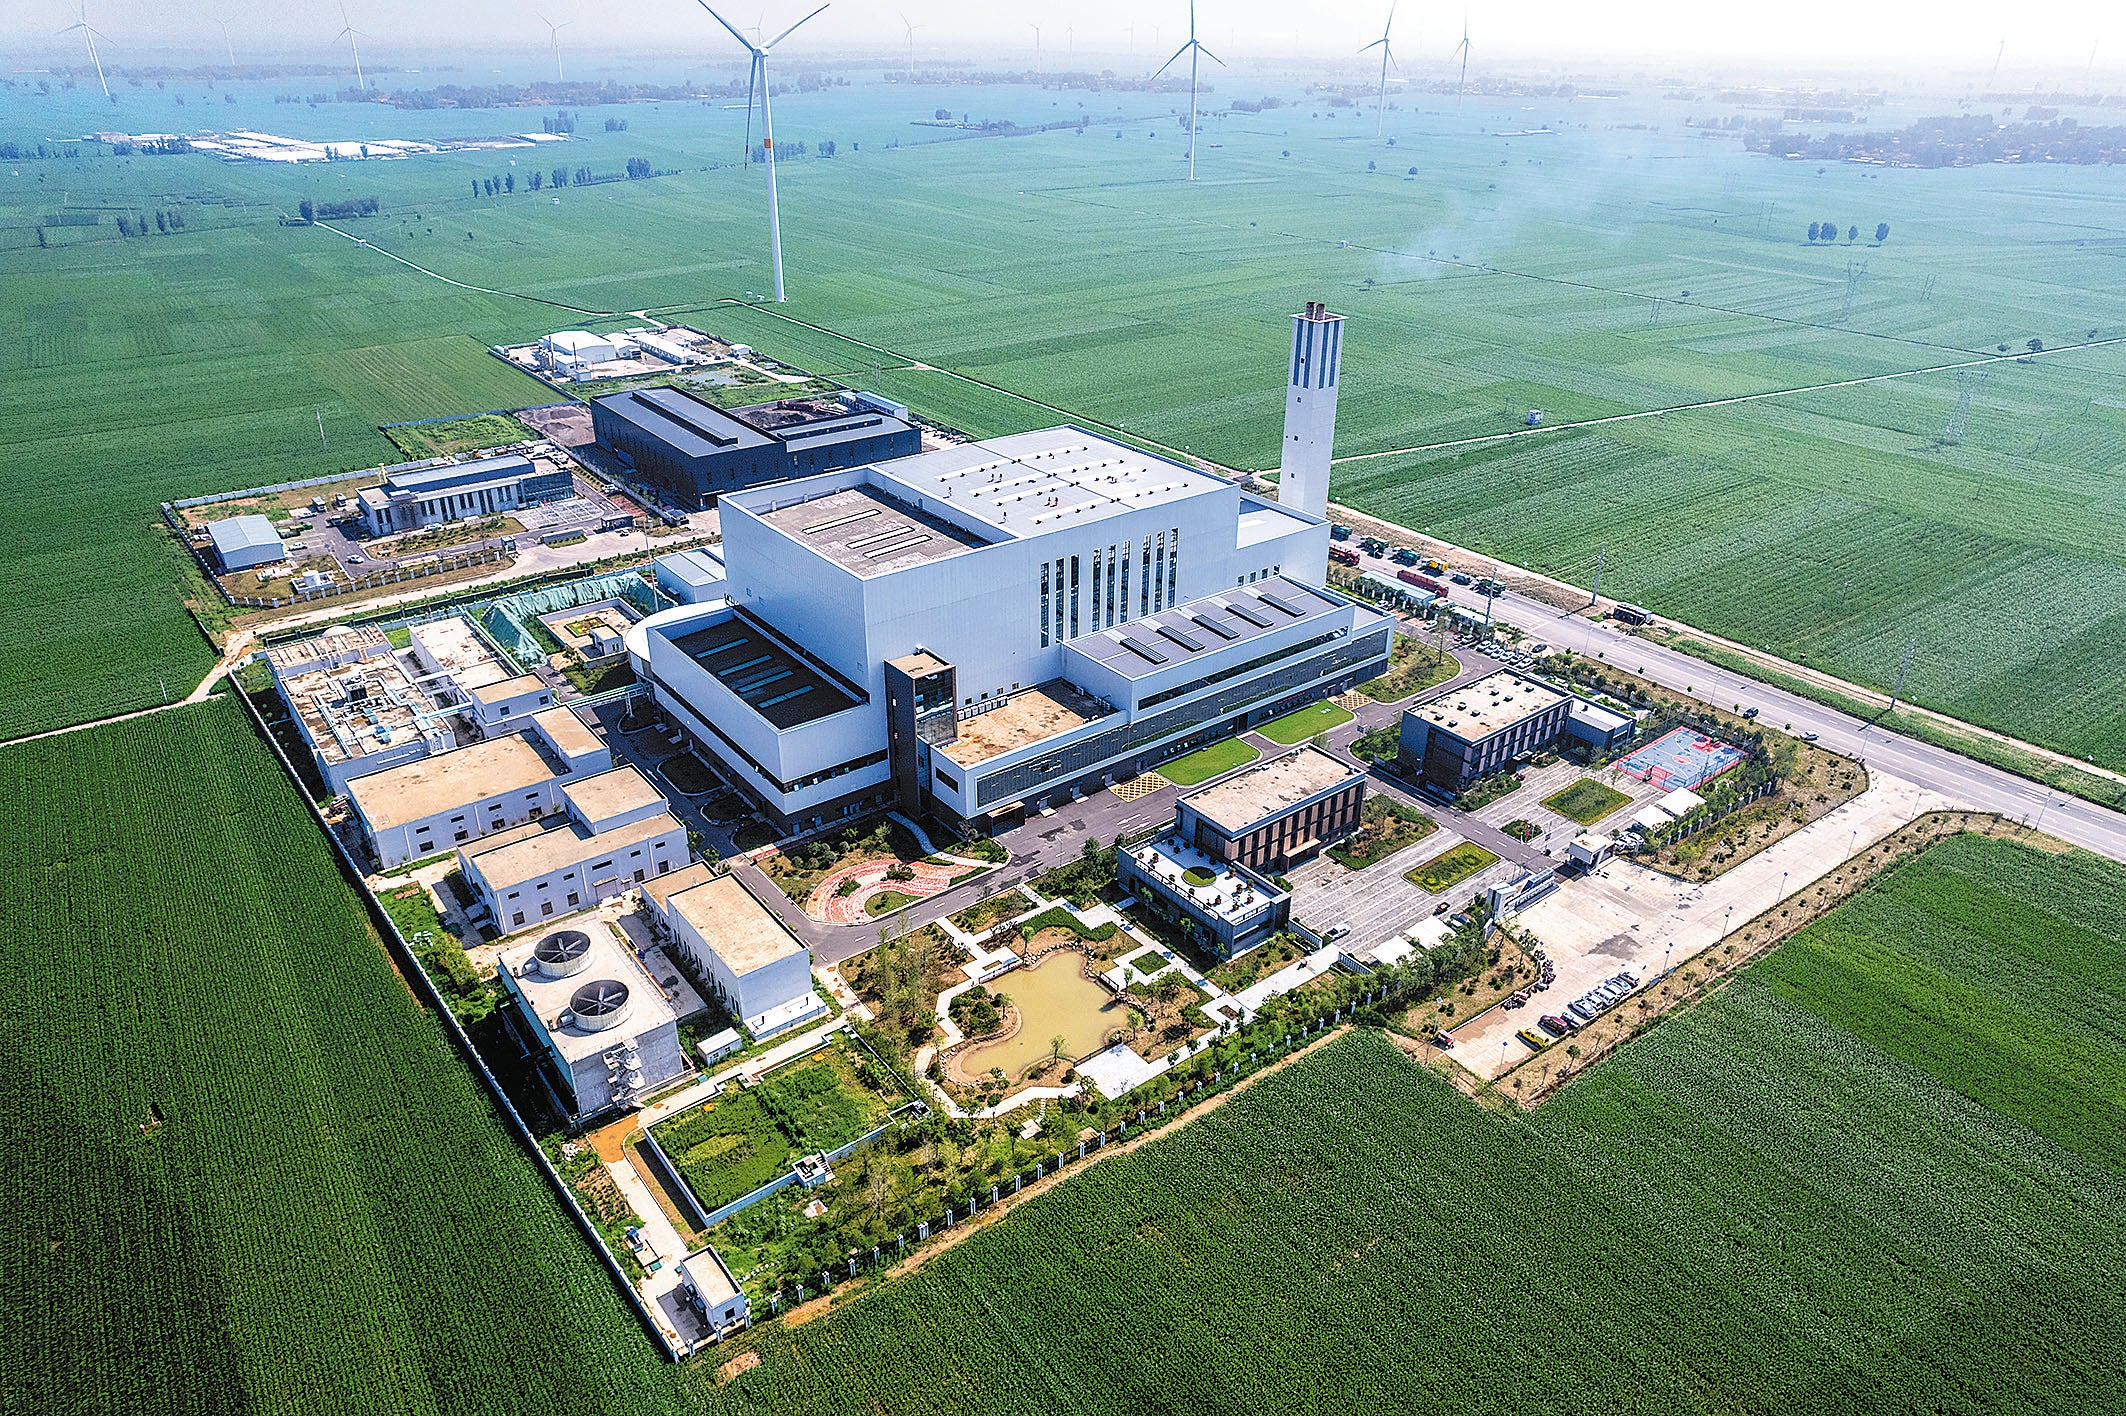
{"left": 1806, "top": 221, "right": 1891, "bottom": 243}
{"left": 295, "top": 196, "right": 381, "bottom": 221}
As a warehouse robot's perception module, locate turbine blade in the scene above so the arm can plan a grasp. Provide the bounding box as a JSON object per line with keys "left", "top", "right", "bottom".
{"left": 1151, "top": 40, "right": 1191, "bottom": 77}
{"left": 763, "top": 3, "right": 828, "bottom": 51}
{"left": 697, "top": 1, "right": 760, "bottom": 53}
{"left": 1197, "top": 42, "right": 1225, "bottom": 68}
{"left": 745, "top": 54, "right": 758, "bottom": 156}
{"left": 1360, "top": 37, "right": 1384, "bottom": 53}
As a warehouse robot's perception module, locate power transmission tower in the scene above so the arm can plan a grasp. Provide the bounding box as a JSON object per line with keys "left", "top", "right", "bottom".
{"left": 1942, "top": 369, "right": 1986, "bottom": 444}
{"left": 1589, "top": 539, "right": 1606, "bottom": 606}
{"left": 1649, "top": 298, "right": 1660, "bottom": 324}
{"left": 1840, "top": 259, "right": 1866, "bottom": 321}
{"left": 316, "top": 407, "right": 328, "bottom": 449}
{"left": 1887, "top": 636, "right": 1916, "bottom": 712}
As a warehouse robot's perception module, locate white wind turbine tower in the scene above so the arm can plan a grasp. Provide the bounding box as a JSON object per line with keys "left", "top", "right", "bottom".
{"left": 60, "top": 3, "right": 112, "bottom": 102}
{"left": 217, "top": 17, "right": 236, "bottom": 66}
{"left": 1360, "top": 3, "right": 1397, "bottom": 138}
{"left": 335, "top": 3, "right": 368, "bottom": 91}
{"left": 698, "top": 1, "right": 828, "bottom": 304}
{"left": 1450, "top": 13, "right": 1471, "bottom": 112}
{"left": 1152, "top": 1, "right": 1222, "bottom": 181}
{"left": 1030, "top": 23, "right": 1042, "bottom": 79}
{"left": 899, "top": 13, "right": 921, "bottom": 78}
{"left": 538, "top": 14, "right": 571, "bottom": 81}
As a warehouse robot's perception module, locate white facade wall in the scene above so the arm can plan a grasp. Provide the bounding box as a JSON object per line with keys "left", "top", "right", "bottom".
{"left": 471, "top": 820, "right": 689, "bottom": 931}
{"left": 471, "top": 682, "right": 554, "bottom": 733}
{"left": 365, "top": 776, "right": 569, "bottom": 869}
{"left": 667, "top": 910, "right": 817, "bottom": 1032}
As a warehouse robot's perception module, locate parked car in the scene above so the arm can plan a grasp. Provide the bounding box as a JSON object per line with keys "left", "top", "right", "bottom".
{"left": 1742, "top": 706, "right": 1760, "bottom": 720}
{"left": 343, "top": 554, "right": 364, "bottom": 565}
{"left": 1516, "top": 1028, "right": 1549, "bottom": 1049}
{"left": 1537, "top": 1015, "right": 1572, "bottom": 1037}
{"left": 1800, "top": 731, "right": 1820, "bottom": 742}
{"left": 1449, "top": 572, "right": 1473, "bottom": 586}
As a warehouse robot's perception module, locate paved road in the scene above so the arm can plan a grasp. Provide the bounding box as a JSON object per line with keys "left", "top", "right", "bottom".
{"left": 1338, "top": 548, "right": 2126, "bottom": 865}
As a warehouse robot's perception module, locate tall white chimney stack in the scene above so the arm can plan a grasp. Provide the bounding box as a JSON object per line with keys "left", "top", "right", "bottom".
{"left": 1279, "top": 301, "right": 1342, "bottom": 521}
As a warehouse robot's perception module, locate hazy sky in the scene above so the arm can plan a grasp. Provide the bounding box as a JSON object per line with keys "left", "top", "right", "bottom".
{"left": 8, "top": 0, "right": 2118, "bottom": 76}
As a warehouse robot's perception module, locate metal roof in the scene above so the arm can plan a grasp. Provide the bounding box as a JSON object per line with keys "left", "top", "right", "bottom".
{"left": 1066, "top": 577, "right": 1351, "bottom": 682}
{"left": 206, "top": 514, "right": 283, "bottom": 556}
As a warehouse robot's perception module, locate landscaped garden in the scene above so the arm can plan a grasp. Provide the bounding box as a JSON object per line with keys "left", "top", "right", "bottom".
{"left": 651, "top": 1038, "right": 904, "bottom": 1215}
{"left": 1158, "top": 737, "right": 1260, "bottom": 787}
{"left": 1359, "top": 634, "right": 1460, "bottom": 703}
{"left": 1350, "top": 722, "right": 1403, "bottom": 763}
{"left": 655, "top": 752, "right": 720, "bottom": 796}
{"left": 1456, "top": 772, "right": 1524, "bottom": 810}
{"left": 1326, "top": 797, "right": 1438, "bottom": 870}
{"left": 1405, "top": 841, "right": 1502, "bottom": 894}
{"left": 1542, "top": 776, "right": 1632, "bottom": 826}
{"left": 1255, "top": 700, "right": 1354, "bottom": 745}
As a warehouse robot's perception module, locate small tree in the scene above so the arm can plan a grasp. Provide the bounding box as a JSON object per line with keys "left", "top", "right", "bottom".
{"left": 1049, "top": 1033, "right": 1066, "bottom": 1065}
{"left": 1875, "top": 221, "right": 1890, "bottom": 243}
{"left": 1847, "top": 224, "right": 1859, "bottom": 242}
{"left": 1807, "top": 221, "right": 1821, "bottom": 241}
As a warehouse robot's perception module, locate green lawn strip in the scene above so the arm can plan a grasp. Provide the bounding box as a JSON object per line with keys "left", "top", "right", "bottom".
{"left": 866, "top": 890, "right": 917, "bottom": 917}
{"left": 1404, "top": 842, "right": 1501, "bottom": 894}
{"left": 1359, "top": 641, "right": 1462, "bottom": 703}
{"left": 1325, "top": 798, "right": 1438, "bottom": 870}
{"left": 1542, "top": 777, "right": 1633, "bottom": 826}
{"left": 1254, "top": 701, "right": 1355, "bottom": 745}
{"left": 1158, "top": 737, "right": 1261, "bottom": 787}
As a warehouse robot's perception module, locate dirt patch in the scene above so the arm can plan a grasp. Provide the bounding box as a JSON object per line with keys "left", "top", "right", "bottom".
{"left": 586, "top": 1115, "right": 641, "bottom": 1164}
{"left": 715, "top": 1350, "right": 762, "bottom": 1384}
{"left": 770, "top": 1025, "right": 1356, "bottom": 1329}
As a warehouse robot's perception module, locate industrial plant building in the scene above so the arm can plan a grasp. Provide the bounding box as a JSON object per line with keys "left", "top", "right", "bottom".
{"left": 590, "top": 387, "right": 920, "bottom": 507}
{"left": 1175, "top": 745, "right": 1367, "bottom": 874}
{"left": 354, "top": 452, "right": 574, "bottom": 537}
{"left": 1398, "top": 670, "right": 1573, "bottom": 793}
{"left": 497, "top": 924, "right": 691, "bottom": 1123}
{"left": 620, "top": 308, "right": 1383, "bottom": 837}
{"left": 1120, "top": 832, "right": 1291, "bottom": 959}
{"left": 206, "top": 514, "right": 288, "bottom": 571}
{"left": 344, "top": 732, "right": 573, "bottom": 869}
{"left": 645, "top": 873, "right": 823, "bottom": 1039}
{"left": 458, "top": 765, "right": 688, "bottom": 931}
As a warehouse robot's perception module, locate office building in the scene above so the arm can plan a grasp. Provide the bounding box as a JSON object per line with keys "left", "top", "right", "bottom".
{"left": 590, "top": 388, "right": 919, "bottom": 507}
{"left": 1397, "top": 670, "right": 1572, "bottom": 792}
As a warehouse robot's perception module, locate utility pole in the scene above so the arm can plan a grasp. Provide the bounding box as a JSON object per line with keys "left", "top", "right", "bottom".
{"left": 1887, "top": 636, "right": 1916, "bottom": 712}
{"left": 316, "top": 407, "right": 328, "bottom": 450}
{"left": 1589, "top": 539, "right": 1606, "bottom": 607}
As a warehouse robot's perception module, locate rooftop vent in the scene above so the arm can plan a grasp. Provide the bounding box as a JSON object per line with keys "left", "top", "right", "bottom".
{"left": 568, "top": 979, "right": 633, "bottom": 1032}
{"left": 529, "top": 929, "right": 594, "bottom": 978}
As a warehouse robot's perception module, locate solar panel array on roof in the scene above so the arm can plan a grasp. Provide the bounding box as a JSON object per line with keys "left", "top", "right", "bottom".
{"left": 1221, "top": 599, "right": 1272, "bottom": 629}
{"left": 1118, "top": 637, "right": 1169, "bottom": 666}
{"left": 1190, "top": 614, "right": 1239, "bottom": 641}
{"left": 1156, "top": 624, "right": 1204, "bottom": 653}
{"left": 1257, "top": 591, "right": 1307, "bottom": 618}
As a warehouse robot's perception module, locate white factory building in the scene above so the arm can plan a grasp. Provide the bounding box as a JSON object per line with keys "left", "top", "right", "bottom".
{"left": 458, "top": 765, "right": 688, "bottom": 931}
{"left": 621, "top": 305, "right": 1387, "bottom": 834}
{"left": 645, "top": 872, "right": 825, "bottom": 1039}
{"left": 497, "top": 924, "right": 691, "bottom": 1122}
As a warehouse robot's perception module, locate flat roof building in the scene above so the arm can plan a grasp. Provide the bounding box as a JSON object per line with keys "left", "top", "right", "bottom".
{"left": 496, "top": 923, "right": 688, "bottom": 1122}
{"left": 345, "top": 732, "right": 568, "bottom": 868}
{"left": 207, "top": 514, "right": 287, "bottom": 572}
{"left": 408, "top": 616, "right": 512, "bottom": 694}
{"left": 648, "top": 874, "right": 822, "bottom": 1039}
{"left": 278, "top": 648, "right": 456, "bottom": 794}
{"left": 1177, "top": 745, "right": 1366, "bottom": 873}
{"left": 654, "top": 547, "right": 728, "bottom": 605}
{"left": 1119, "top": 831, "right": 1290, "bottom": 960}
{"left": 356, "top": 453, "right": 573, "bottom": 537}
{"left": 265, "top": 624, "right": 391, "bottom": 683}
{"left": 591, "top": 387, "right": 920, "bottom": 508}
{"left": 1398, "top": 670, "right": 1573, "bottom": 794}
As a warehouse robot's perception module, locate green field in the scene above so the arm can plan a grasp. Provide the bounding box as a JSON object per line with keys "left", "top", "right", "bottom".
{"left": 1253, "top": 700, "right": 1355, "bottom": 745}
{"left": 1404, "top": 840, "right": 1501, "bottom": 893}
{"left": 5, "top": 76, "right": 2126, "bottom": 764}
{"left": 710, "top": 835, "right": 2126, "bottom": 1415}
{"left": 1157, "top": 737, "right": 1261, "bottom": 786}
{"left": 0, "top": 699, "right": 670, "bottom": 1416}
{"left": 1541, "top": 776, "right": 1634, "bottom": 826}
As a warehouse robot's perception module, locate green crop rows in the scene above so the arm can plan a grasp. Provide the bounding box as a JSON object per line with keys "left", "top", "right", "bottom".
{"left": 715, "top": 836, "right": 2126, "bottom": 1415}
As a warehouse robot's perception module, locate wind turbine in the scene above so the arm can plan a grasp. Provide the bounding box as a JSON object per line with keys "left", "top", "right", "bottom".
{"left": 1449, "top": 13, "right": 1471, "bottom": 112}
{"left": 335, "top": 3, "right": 367, "bottom": 91}
{"left": 59, "top": 3, "right": 111, "bottom": 102}
{"left": 1360, "top": 3, "right": 1397, "bottom": 138}
{"left": 1031, "top": 23, "right": 1042, "bottom": 79}
{"left": 1152, "top": 1, "right": 1222, "bottom": 181}
{"left": 697, "top": 2, "right": 828, "bottom": 304}
{"left": 217, "top": 17, "right": 235, "bottom": 66}
{"left": 899, "top": 13, "right": 921, "bottom": 78}
{"left": 538, "top": 14, "right": 571, "bottom": 81}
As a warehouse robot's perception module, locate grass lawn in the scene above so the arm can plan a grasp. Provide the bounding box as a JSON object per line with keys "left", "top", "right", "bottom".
{"left": 1543, "top": 777, "right": 1633, "bottom": 826}
{"left": 1359, "top": 638, "right": 1462, "bottom": 704}
{"left": 656, "top": 753, "right": 720, "bottom": 795}
{"left": 382, "top": 412, "right": 537, "bottom": 460}
{"left": 1404, "top": 842, "right": 1502, "bottom": 894}
{"left": 1326, "top": 798, "right": 1439, "bottom": 870}
{"left": 1158, "top": 738, "right": 1261, "bottom": 787}
{"left": 866, "top": 890, "right": 917, "bottom": 917}
{"left": 1255, "top": 701, "right": 1355, "bottom": 745}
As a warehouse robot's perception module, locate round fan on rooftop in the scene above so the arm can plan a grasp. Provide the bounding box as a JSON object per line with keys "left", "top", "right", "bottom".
{"left": 569, "top": 979, "right": 632, "bottom": 1031}
{"left": 531, "top": 929, "right": 594, "bottom": 978}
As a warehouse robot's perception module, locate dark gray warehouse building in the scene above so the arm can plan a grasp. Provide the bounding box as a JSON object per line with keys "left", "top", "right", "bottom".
{"left": 589, "top": 387, "right": 921, "bottom": 507}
